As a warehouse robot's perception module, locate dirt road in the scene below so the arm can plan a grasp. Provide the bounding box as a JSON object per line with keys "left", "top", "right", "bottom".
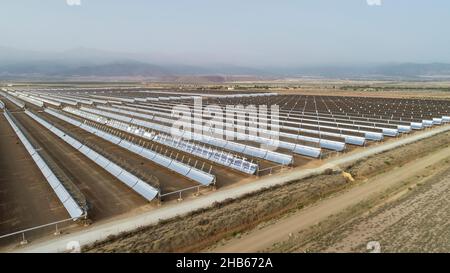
{"left": 210, "top": 142, "right": 450, "bottom": 252}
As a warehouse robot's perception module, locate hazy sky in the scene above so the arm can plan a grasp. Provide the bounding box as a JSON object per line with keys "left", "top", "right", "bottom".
{"left": 1, "top": 0, "right": 450, "bottom": 66}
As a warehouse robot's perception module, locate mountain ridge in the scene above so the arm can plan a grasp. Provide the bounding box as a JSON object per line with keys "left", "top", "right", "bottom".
{"left": 1, "top": 47, "right": 450, "bottom": 80}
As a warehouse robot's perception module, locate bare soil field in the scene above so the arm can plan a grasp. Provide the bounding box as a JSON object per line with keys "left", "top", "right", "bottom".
{"left": 82, "top": 129, "right": 450, "bottom": 253}
{"left": 170, "top": 81, "right": 446, "bottom": 100}
{"left": 225, "top": 80, "right": 450, "bottom": 100}
{"left": 275, "top": 87, "right": 450, "bottom": 100}
{"left": 268, "top": 154, "right": 450, "bottom": 253}
{"left": 143, "top": 82, "right": 450, "bottom": 100}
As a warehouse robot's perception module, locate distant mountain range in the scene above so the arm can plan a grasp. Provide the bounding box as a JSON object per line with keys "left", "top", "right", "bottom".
{"left": 1, "top": 46, "right": 450, "bottom": 81}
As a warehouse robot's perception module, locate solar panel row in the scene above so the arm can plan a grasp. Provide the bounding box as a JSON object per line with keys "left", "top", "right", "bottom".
{"left": 14, "top": 93, "right": 44, "bottom": 107}
{"left": 0, "top": 92, "right": 25, "bottom": 108}
{"left": 45, "top": 108, "right": 216, "bottom": 186}
{"left": 11, "top": 92, "right": 57, "bottom": 107}
{"left": 62, "top": 107, "right": 256, "bottom": 174}
{"left": 153, "top": 134, "right": 258, "bottom": 175}
{"left": 26, "top": 94, "right": 62, "bottom": 107}
{"left": 3, "top": 110, "right": 85, "bottom": 219}
{"left": 34, "top": 93, "right": 78, "bottom": 106}
{"left": 69, "top": 107, "right": 294, "bottom": 165}
{"left": 94, "top": 106, "right": 293, "bottom": 160}
{"left": 133, "top": 102, "right": 374, "bottom": 144}
{"left": 25, "top": 110, "right": 160, "bottom": 202}
{"left": 114, "top": 103, "right": 365, "bottom": 147}
{"left": 134, "top": 100, "right": 383, "bottom": 142}
{"left": 132, "top": 109, "right": 324, "bottom": 158}
{"left": 41, "top": 93, "right": 94, "bottom": 105}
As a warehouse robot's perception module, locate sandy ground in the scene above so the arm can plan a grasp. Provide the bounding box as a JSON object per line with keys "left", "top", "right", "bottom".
{"left": 209, "top": 142, "right": 450, "bottom": 253}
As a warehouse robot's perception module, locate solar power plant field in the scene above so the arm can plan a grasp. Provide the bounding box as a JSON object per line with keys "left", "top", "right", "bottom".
{"left": 1, "top": 88, "right": 449, "bottom": 246}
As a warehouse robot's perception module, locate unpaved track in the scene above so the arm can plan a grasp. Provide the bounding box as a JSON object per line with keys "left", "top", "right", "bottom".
{"left": 210, "top": 143, "right": 450, "bottom": 252}
{"left": 11, "top": 124, "right": 450, "bottom": 253}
